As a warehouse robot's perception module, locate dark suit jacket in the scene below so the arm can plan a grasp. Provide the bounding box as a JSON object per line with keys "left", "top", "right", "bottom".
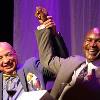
{"left": 35, "top": 28, "right": 100, "bottom": 100}
{"left": 35, "top": 29, "right": 69, "bottom": 75}
{"left": 35, "top": 28, "right": 86, "bottom": 99}
{"left": 51, "top": 32, "right": 69, "bottom": 58}
{"left": 59, "top": 62, "right": 100, "bottom": 100}
{"left": 0, "top": 57, "right": 45, "bottom": 100}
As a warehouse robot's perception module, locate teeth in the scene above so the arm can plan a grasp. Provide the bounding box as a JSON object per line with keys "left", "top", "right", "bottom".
{"left": 89, "top": 49, "right": 96, "bottom": 52}
{"left": 89, "top": 50, "right": 95, "bottom": 52}
{"left": 3, "top": 65, "right": 8, "bottom": 67}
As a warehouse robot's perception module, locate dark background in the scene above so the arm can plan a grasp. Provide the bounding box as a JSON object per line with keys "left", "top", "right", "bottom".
{"left": 0, "top": 0, "right": 13, "bottom": 46}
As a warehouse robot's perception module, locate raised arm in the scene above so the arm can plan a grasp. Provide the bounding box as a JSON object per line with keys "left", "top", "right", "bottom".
{"left": 35, "top": 6, "right": 69, "bottom": 74}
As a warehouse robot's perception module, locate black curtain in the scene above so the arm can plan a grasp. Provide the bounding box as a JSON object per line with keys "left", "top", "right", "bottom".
{"left": 0, "top": 0, "right": 13, "bottom": 46}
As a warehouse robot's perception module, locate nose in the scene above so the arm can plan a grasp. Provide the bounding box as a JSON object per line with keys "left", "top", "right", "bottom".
{"left": 89, "top": 40, "right": 96, "bottom": 47}
{"left": 38, "top": 14, "right": 41, "bottom": 19}
{"left": 2, "top": 56, "right": 10, "bottom": 64}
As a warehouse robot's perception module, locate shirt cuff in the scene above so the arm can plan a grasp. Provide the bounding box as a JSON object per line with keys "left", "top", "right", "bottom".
{"left": 37, "top": 25, "right": 45, "bottom": 30}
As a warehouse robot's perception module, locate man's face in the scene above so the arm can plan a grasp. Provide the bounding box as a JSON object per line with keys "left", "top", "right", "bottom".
{"left": 83, "top": 28, "right": 100, "bottom": 62}
{"left": 0, "top": 43, "right": 17, "bottom": 74}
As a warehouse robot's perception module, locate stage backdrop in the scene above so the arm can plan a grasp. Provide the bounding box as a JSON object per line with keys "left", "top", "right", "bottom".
{"left": 14, "top": 0, "right": 100, "bottom": 64}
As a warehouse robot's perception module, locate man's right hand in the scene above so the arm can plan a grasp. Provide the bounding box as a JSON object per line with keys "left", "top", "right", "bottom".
{"left": 35, "top": 6, "right": 56, "bottom": 33}
{"left": 43, "top": 16, "right": 56, "bottom": 33}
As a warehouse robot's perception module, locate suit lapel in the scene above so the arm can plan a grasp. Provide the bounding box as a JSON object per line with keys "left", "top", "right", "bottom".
{"left": 17, "top": 68, "right": 29, "bottom": 92}
{"left": 0, "top": 72, "right": 3, "bottom": 100}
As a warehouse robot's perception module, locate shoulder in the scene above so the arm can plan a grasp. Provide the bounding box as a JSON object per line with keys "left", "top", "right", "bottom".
{"left": 18, "top": 57, "right": 42, "bottom": 73}
{"left": 63, "top": 55, "right": 86, "bottom": 65}
{"left": 59, "top": 55, "right": 86, "bottom": 74}
{"left": 69, "top": 55, "right": 85, "bottom": 61}
{"left": 24, "top": 57, "right": 39, "bottom": 63}
{"left": 22, "top": 57, "right": 40, "bottom": 69}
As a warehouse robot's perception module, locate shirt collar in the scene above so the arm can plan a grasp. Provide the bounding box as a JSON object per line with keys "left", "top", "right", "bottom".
{"left": 37, "top": 25, "right": 45, "bottom": 30}
{"left": 86, "top": 59, "right": 99, "bottom": 70}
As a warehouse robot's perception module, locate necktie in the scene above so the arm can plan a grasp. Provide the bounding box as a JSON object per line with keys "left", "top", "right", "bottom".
{"left": 87, "top": 69, "right": 95, "bottom": 80}
{"left": 76, "top": 65, "right": 88, "bottom": 83}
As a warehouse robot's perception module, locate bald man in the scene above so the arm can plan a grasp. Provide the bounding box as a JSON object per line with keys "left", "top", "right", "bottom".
{"left": 57, "top": 27, "right": 100, "bottom": 100}
{"left": 0, "top": 42, "right": 45, "bottom": 100}
{"left": 35, "top": 26, "right": 100, "bottom": 100}
{"left": 34, "top": 6, "right": 100, "bottom": 100}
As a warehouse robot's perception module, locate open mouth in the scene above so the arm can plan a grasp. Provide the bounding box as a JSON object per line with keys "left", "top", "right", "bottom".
{"left": 3, "top": 62, "right": 14, "bottom": 68}
{"left": 88, "top": 49, "right": 98, "bottom": 55}
{"left": 5, "top": 66, "right": 12, "bottom": 69}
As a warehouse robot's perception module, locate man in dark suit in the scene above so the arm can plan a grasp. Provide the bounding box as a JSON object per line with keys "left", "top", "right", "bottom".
{"left": 57, "top": 27, "right": 100, "bottom": 100}
{"left": 35, "top": 7, "right": 100, "bottom": 100}
{"left": 0, "top": 42, "right": 45, "bottom": 100}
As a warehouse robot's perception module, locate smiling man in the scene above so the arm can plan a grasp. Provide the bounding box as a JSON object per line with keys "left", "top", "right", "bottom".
{"left": 56, "top": 28, "right": 100, "bottom": 100}
{"left": 83, "top": 28, "right": 100, "bottom": 62}
{"left": 0, "top": 42, "right": 17, "bottom": 75}
{"left": 34, "top": 5, "right": 100, "bottom": 100}
{"left": 35, "top": 24, "right": 100, "bottom": 99}
{"left": 0, "top": 42, "right": 45, "bottom": 100}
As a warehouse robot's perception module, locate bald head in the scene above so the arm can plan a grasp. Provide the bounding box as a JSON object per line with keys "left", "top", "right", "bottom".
{"left": 86, "top": 27, "right": 100, "bottom": 37}
{"left": 0, "top": 42, "right": 13, "bottom": 52}
{"left": 0, "top": 42, "right": 17, "bottom": 74}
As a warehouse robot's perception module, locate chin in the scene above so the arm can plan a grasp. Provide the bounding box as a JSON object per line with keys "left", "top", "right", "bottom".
{"left": 4, "top": 71, "right": 11, "bottom": 75}
{"left": 87, "top": 56, "right": 97, "bottom": 62}
{"left": 5, "top": 68, "right": 15, "bottom": 74}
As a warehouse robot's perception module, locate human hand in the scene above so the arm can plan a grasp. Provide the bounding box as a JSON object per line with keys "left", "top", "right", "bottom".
{"left": 35, "top": 6, "right": 56, "bottom": 33}
{"left": 35, "top": 6, "right": 48, "bottom": 24}
{"left": 43, "top": 16, "right": 56, "bottom": 33}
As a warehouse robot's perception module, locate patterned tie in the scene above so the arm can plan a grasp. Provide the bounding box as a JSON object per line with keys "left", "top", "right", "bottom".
{"left": 3, "top": 73, "right": 17, "bottom": 80}
{"left": 76, "top": 65, "right": 88, "bottom": 83}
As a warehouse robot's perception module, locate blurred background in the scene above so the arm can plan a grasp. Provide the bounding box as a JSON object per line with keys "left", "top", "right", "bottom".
{"left": 1, "top": 0, "right": 100, "bottom": 64}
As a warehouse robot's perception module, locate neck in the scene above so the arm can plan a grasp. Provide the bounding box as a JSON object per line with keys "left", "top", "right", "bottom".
{"left": 5, "top": 71, "right": 17, "bottom": 75}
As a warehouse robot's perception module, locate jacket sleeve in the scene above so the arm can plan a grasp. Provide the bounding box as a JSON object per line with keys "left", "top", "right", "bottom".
{"left": 52, "top": 32, "right": 69, "bottom": 58}
{"left": 35, "top": 28, "right": 60, "bottom": 74}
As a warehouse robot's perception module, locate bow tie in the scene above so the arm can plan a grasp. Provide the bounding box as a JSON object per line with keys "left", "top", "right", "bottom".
{"left": 3, "top": 73, "right": 17, "bottom": 80}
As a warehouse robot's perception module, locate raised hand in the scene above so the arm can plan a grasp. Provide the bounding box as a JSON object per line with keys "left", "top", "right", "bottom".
{"left": 35, "top": 6, "right": 56, "bottom": 33}
{"left": 35, "top": 6, "right": 48, "bottom": 24}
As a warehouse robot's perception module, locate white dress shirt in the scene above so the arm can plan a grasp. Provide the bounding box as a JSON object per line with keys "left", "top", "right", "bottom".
{"left": 3, "top": 76, "right": 24, "bottom": 100}
{"left": 69, "top": 60, "right": 99, "bottom": 86}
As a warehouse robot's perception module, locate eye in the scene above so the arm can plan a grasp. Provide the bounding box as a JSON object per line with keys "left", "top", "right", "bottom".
{"left": 5, "top": 52, "right": 13, "bottom": 57}
{"left": 97, "top": 39, "right": 100, "bottom": 43}
{"left": 0, "top": 56, "right": 2, "bottom": 59}
{"left": 93, "top": 38, "right": 100, "bottom": 43}
{"left": 85, "top": 38, "right": 92, "bottom": 42}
